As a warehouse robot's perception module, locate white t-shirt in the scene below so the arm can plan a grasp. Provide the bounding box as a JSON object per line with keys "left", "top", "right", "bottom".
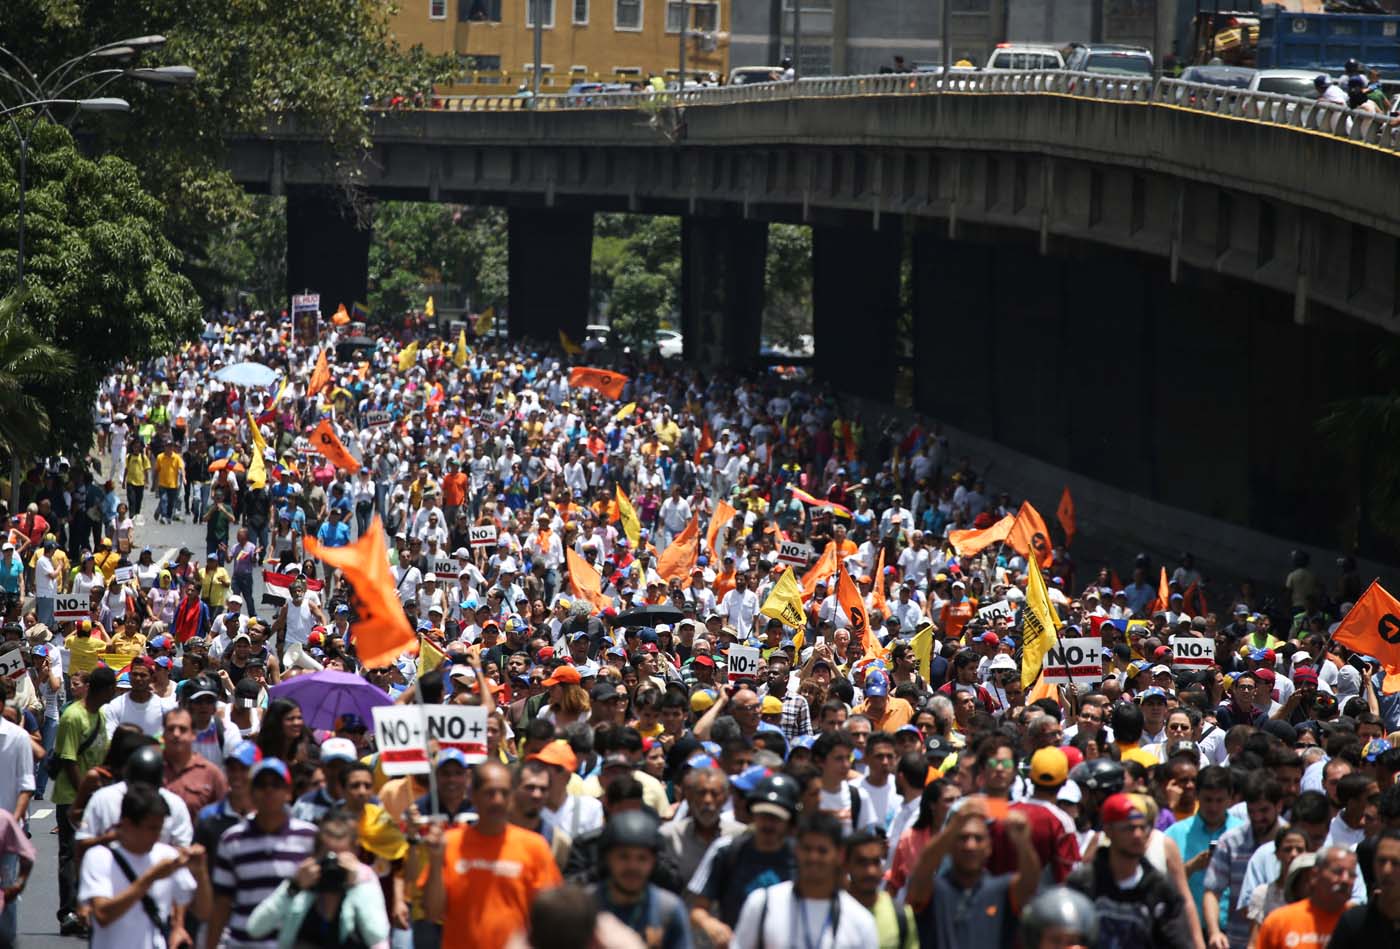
{"left": 731, "top": 881, "right": 878, "bottom": 949}
{"left": 76, "top": 782, "right": 193, "bottom": 845}
{"left": 35, "top": 555, "right": 57, "bottom": 598}
{"left": 0, "top": 719, "right": 34, "bottom": 814}
{"left": 104, "top": 692, "right": 176, "bottom": 739}
{"left": 818, "top": 784, "right": 877, "bottom": 836}
{"left": 1326, "top": 812, "right": 1368, "bottom": 850}
{"left": 79, "top": 840, "right": 196, "bottom": 949}
{"left": 856, "top": 774, "right": 897, "bottom": 833}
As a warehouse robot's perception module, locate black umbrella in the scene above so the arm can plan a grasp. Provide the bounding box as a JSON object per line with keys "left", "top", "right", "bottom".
{"left": 613, "top": 604, "right": 685, "bottom": 628}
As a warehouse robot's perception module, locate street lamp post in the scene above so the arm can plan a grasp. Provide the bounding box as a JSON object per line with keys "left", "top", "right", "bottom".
{"left": 0, "top": 38, "right": 194, "bottom": 288}
{"left": 0, "top": 38, "right": 193, "bottom": 514}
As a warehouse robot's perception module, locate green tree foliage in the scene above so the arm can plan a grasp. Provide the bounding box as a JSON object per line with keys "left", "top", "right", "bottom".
{"left": 762, "top": 223, "right": 813, "bottom": 351}
{"left": 0, "top": 118, "right": 198, "bottom": 452}
{"left": 203, "top": 195, "right": 287, "bottom": 313}
{"left": 367, "top": 202, "right": 507, "bottom": 319}
{"left": 592, "top": 214, "right": 680, "bottom": 350}
{"left": 0, "top": 0, "right": 455, "bottom": 307}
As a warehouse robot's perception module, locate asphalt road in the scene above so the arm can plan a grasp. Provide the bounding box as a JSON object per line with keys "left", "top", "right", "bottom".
{"left": 19, "top": 477, "right": 265, "bottom": 946}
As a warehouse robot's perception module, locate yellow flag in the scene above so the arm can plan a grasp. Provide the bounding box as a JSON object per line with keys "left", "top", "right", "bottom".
{"left": 910, "top": 622, "right": 935, "bottom": 683}
{"left": 760, "top": 567, "right": 808, "bottom": 630}
{"left": 396, "top": 341, "right": 419, "bottom": 373}
{"left": 1021, "top": 547, "right": 1063, "bottom": 689}
{"left": 454, "top": 329, "right": 469, "bottom": 368}
{"left": 425, "top": 295, "right": 435, "bottom": 318}
{"left": 559, "top": 329, "right": 584, "bottom": 356}
{"left": 417, "top": 636, "right": 447, "bottom": 677}
{"left": 246, "top": 411, "right": 268, "bottom": 490}
{"left": 615, "top": 486, "right": 641, "bottom": 549}
{"left": 269, "top": 379, "right": 288, "bottom": 409}
{"left": 477, "top": 307, "right": 495, "bottom": 335}
{"left": 613, "top": 402, "right": 636, "bottom": 422}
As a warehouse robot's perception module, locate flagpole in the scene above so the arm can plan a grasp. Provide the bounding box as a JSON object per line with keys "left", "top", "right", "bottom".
{"left": 414, "top": 641, "right": 441, "bottom": 819}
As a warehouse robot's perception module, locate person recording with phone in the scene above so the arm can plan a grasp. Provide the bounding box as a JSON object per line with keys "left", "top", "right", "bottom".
{"left": 244, "top": 810, "right": 391, "bottom": 949}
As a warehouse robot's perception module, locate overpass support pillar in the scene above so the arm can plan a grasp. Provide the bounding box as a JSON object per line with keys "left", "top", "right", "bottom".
{"left": 812, "top": 221, "right": 902, "bottom": 402}
{"left": 680, "top": 217, "right": 767, "bottom": 369}
{"left": 507, "top": 208, "right": 594, "bottom": 342}
{"left": 285, "top": 187, "right": 371, "bottom": 315}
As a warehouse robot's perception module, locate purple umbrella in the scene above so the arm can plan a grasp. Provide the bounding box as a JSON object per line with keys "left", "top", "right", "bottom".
{"left": 267, "top": 670, "right": 392, "bottom": 731}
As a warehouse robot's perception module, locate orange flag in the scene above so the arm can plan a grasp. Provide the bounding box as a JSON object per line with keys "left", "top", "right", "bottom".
{"left": 1148, "top": 566, "right": 1171, "bottom": 614}
{"left": 565, "top": 547, "right": 613, "bottom": 614}
{"left": 706, "top": 499, "right": 737, "bottom": 558}
{"left": 948, "top": 514, "right": 1015, "bottom": 558}
{"left": 871, "top": 546, "right": 889, "bottom": 618}
{"left": 835, "top": 563, "right": 871, "bottom": 646}
{"left": 331, "top": 303, "right": 351, "bottom": 326}
{"left": 1005, "top": 501, "right": 1054, "bottom": 568}
{"left": 569, "top": 366, "right": 628, "bottom": 401}
{"left": 802, "top": 541, "right": 838, "bottom": 598}
{"left": 308, "top": 348, "right": 331, "bottom": 397}
{"left": 694, "top": 422, "right": 714, "bottom": 464}
{"left": 1334, "top": 581, "right": 1400, "bottom": 670}
{"left": 304, "top": 518, "right": 412, "bottom": 667}
{"left": 656, "top": 515, "right": 700, "bottom": 584}
{"left": 1057, "top": 487, "right": 1076, "bottom": 546}
{"left": 310, "top": 419, "right": 361, "bottom": 473}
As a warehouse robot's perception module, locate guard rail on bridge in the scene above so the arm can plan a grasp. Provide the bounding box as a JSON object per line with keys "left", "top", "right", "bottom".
{"left": 412, "top": 70, "right": 1400, "bottom": 152}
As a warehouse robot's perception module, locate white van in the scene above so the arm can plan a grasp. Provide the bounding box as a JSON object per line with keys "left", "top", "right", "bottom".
{"left": 984, "top": 44, "right": 1065, "bottom": 71}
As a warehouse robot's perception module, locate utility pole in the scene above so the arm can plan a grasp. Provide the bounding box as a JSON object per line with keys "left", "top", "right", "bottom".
{"left": 678, "top": 0, "right": 688, "bottom": 87}
{"left": 532, "top": 0, "right": 545, "bottom": 98}
{"left": 793, "top": 0, "right": 802, "bottom": 79}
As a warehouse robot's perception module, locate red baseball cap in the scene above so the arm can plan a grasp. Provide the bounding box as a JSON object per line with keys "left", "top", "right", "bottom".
{"left": 1100, "top": 793, "right": 1146, "bottom": 826}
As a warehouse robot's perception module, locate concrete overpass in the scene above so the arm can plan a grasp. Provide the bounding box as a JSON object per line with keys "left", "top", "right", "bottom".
{"left": 229, "top": 72, "right": 1400, "bottom": 560}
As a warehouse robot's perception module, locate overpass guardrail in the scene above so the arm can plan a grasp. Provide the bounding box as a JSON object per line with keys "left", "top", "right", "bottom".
{"left": 412, "top": 70, "right": 1400, "bottom": 153}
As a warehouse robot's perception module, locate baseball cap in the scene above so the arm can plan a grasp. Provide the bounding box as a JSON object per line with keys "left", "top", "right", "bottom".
{"left": 319, "top": 738, "right": 358, "bottom": 763}
{"left": 692, "top": 655, "right": 715, "bottom": 668}
{"left": 863, "top": 670, "right": 890, "bottom": 698}
{"left": 335, "top": 713, "right": 368, "bottom": 733}
{"left": 235, "top": 678, "right": 261, "bottom": 707}
{"left": 189, "top": 677, "right": 220, "bottom": 701}
{"left": 977, "top": 632, "right": 999, "bottom": 646}
{"left": 1029, "top": 747, "right": 1070, "bottom": 787}
{"left": 690, "top": 690, "right": 717, "bottom": 713}
{"left": 227, "top": 741, "right": 263, "bottom": 768}
{"left": 1365, "top": 738, "right": 1393, "bottom": 762}
{"left": 1250, "top": 648, "right": 1276, "bottom": 664}
{"left": 988, "top": 654, "right": 1016, "bottom": 672}
{"left": 1099, "top": 792, "right": 1146, "bottom": 825}
{"left": 436, "top": 748, "right": 471, "bottom": 769}
{"left": 251, "top": 757, "right": 291, "bottom": 784}
{"left": 528, "top": 740, "right": 578, "bottom": 772}
{"left": 1136, "top": 687, "right": 1169, "bottom": 703}
{"left": 541, "top": 665, "right": 581, "bottom": 687}
{"left": 760, "top": 695, "right": 783, "bottom": 715}
{"left": 1292, "top": 668, "right": 1319, "bottom": 689}
{"left": 1150, "top": 664, "right": 1174, "bottom": 677}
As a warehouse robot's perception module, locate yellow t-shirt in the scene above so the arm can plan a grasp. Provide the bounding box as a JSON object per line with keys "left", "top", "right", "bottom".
{"left": 125, "top": 454, "right": 150, "bottom": 488}
{"left": 93, "top": 551, "right": 120, "bottom": 582}
{"left": 105, "top": 631, "right": 146, "bottom": 670}
{"left": 154, "top": 453, "right": 183, "bottom": 489}
{"left": 65, "top": 634, "right": 107, "bottom": 676}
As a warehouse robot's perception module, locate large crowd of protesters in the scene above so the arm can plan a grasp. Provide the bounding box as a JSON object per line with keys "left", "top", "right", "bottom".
{"left": 0, "top": 304, "right": 1389, "bottom": 949}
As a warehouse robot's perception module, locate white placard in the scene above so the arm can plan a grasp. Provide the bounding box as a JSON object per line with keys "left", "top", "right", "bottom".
{"left": 1171, "top": 636, "right": 1215, "bottom": 671}
{"left": 777, "top": 540, "right": 814, "bottom": 567}
{"left": 0, "top": 649, "right": 25, "bottom": 681}
{"left": 1043, "top": 637, "right": 1103, "bottom": 685}
{"left": 432, "top": 557, "right": 460, "bottom": 580}
{"left": 291, "top": 293, "right": 320, "bottom": 313}
{"left": 372, "top": 704, "right": 488, "bottom": 776}
{"left": 726, "top": 644, "right": 761, "bottom": 682}
{"left": 978, "top": 600, "right": 1013, "bottom": 625}
{"left": 54, "top": 595, "right": 89, "bottom": 622}
{"left": 114, "top": 566, "right": 136, "bottom": 584}
{"left": 469, "top": 525, "right": 498, "bottom": 549}
{"left": 364, "top": 410, "right": 393, "bottom": 428}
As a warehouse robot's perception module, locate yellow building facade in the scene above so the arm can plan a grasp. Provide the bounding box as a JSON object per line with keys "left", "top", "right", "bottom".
{"left": 390, "top": 0, "right": 730, "bottom": 92}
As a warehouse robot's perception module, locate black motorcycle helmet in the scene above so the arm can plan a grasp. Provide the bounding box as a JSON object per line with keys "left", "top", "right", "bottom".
{"left": 599, "top": 810, "right": 661, "bottom": 853}
{"left": 1068, "top": 758, "right": 1124, "bottom": 795}
{"left": 123, "top": 743, "right": 165, "bottom": 788}
{"left": 1021, "top": 886, "right": 1099, "bottom": 949}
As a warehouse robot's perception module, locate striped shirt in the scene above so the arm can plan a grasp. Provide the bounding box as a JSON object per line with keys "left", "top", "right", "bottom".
{"left": 212, "top": 812, "right": 317, "bottom": 948}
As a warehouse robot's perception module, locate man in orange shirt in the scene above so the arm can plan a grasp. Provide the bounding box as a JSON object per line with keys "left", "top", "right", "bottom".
{"left": 853, "top": 670, "right": 914, "bottom": 731}
{"left": 1256, "top": 845, "right": 1357, "bottom": 949}
{"left": 440, "top": 458, "right": 467, "bottom": 523}
{"left": 422, "top": 760, "right": 562, "bottom": 949}
{"left": 940, "top": 580, "right": 976, "bottom": 642}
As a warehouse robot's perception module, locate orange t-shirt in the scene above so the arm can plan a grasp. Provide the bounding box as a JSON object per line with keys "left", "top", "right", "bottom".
{"left": 942, "top": 599, "right": 975, "bottom": 640}
{"left": 435, "top": 823, "right": 562, "bottom": 949}
{"left": 1255, "top": 898, "right": 1345, "bottom": 949}
{"left": 440, "top": 472, "right": 467, "bottom": 507}
{"left": 855, "top": 696, "right": 915, "bottom": 731}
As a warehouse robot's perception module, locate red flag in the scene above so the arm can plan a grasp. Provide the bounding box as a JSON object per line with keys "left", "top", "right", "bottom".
{"left": 1056, "top": 487, "right": 1076, "bottom": 546}
{"left": 304, "top": 518, "right": 413, "bottom": 667}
